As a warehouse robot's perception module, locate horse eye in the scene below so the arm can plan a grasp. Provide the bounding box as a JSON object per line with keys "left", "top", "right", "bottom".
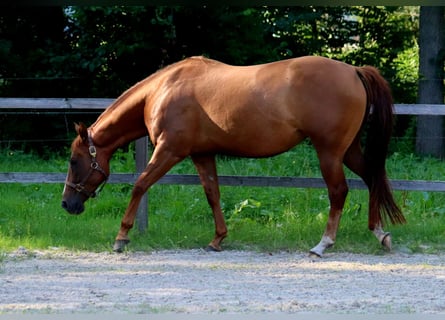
{"left": 70, "top": 159, "right": 78, "bottom": 167}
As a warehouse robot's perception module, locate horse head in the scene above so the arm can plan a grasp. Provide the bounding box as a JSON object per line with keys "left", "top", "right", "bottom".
{"left": 61, "top": 123, "right": 109, "bottom": 215}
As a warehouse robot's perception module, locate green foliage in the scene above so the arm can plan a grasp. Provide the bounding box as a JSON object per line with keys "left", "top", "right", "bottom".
{"left": 1, "top": 6, "right": 420, "bottom": 99}
{"left": 340, "top": 7, "right": 418, "bottom": 64}
{"left": 262, "top": 7, "right": 359, "bottom": 58}
{"left": 392, "top": 45, "right": 419, "bottom": 103}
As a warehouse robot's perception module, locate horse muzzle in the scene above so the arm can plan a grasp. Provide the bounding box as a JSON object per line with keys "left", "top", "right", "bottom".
{"left": 61, "top": 198, "right": 85, "bottom": 215}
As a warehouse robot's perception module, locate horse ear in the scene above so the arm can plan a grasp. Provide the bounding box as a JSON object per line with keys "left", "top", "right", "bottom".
{"left": 74, "top": 122, "right": 89, "bottom": 143}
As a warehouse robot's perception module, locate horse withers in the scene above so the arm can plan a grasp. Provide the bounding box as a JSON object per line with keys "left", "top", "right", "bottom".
{"left": 61, "top": 56, "right": 405, "bottom": 257}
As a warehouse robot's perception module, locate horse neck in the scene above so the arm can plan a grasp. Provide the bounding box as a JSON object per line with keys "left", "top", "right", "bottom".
{"left": 90, "top": 89, "right": 149, "bottom": 158}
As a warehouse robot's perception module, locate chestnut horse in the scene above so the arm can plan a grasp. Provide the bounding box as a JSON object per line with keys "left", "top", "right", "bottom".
{"left": 62, "top": 56, "right": 405, "bottom": 257}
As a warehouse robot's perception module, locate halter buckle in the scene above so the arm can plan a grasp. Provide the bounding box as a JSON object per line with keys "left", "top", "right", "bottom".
{"left": 89, "top": 146, "right": 97, "bottom": 158}
{"left": 75, "top": 184, "right": 84, "bottom": 193}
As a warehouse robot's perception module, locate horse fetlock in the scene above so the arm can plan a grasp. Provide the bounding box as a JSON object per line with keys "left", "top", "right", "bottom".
{"left": 206, "top": 233, "right": 227, "bottom": 252}
{"left": 381, "top": 233, "right": 392, "bottom": 251}
{"left": 372, "top": 228, "right": 392, "bottom": 251}
{"left": 120, "top": 221, "right": 134, "bottom": 230}
{"left": 217, "top": 230, "right": 228, "bottom": 241}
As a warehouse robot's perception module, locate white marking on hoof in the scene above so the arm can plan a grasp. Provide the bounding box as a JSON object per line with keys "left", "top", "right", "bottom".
{"left": 372, "top": 227, "right": 392, "bottom": 251}
{"left": 381, "top": 233, "right": 392, "bottom": 251}
{"left": 309, "top": 236, "right": 334, "bottom": 258}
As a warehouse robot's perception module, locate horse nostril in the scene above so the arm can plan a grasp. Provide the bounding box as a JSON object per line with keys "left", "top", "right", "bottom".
{"left": 61, "top": 201, "right": 68, "bottom": 210}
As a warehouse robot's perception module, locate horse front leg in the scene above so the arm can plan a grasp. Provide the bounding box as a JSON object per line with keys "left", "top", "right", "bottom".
{"left": 113, "top": 146, "right": 183, "bottom": 252}
{"left": 191, "top": 154, "right": 227, "bottom": 252}
{"left": 113, "top": 187, "right": 144, "bottom": 252}
{"left": 310, "top": 156, "right": 349, "bottom": 258}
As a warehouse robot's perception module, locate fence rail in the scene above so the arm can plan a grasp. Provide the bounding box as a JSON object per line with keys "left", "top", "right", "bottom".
{"left": 1, "top": 98, "right": 445, "bottom": 231}
{"left": 2, "top": 97, "right": 445, "bottom": 115}
{"left": 2, "top": 172, "right": 445, "bottom": 192}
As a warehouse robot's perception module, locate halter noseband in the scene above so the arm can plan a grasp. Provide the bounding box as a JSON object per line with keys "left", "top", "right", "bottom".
{"left": 65, "top": 131, "right": 109, "bottom": 198}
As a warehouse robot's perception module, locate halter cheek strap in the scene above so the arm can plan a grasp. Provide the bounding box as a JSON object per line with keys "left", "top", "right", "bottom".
{"left": 65, "top": 131, "right": 109, "bottom": 198}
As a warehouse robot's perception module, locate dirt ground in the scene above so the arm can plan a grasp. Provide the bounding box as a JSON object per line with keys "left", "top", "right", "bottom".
{"left": 1, "top": 248, "right": 445, "bottom": 314}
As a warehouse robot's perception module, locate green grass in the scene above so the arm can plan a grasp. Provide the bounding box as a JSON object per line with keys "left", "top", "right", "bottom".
{"left": 1, "top": 143, "right": 444, "bottom": 254}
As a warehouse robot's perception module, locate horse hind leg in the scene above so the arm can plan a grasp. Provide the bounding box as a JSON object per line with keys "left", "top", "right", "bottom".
{"left": 343, "top": 138, "right": 392, "bottom": 251}
{"left": 191, "top": 154, "right": 227, "bottom": 252}
{"left": 310, "top": 152, "right": 349, "bottom": 258}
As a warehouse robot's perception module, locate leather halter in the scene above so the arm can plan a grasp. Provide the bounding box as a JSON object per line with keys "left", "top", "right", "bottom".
{"left": 64, "top": 131, "right": 109, "bottom": 198}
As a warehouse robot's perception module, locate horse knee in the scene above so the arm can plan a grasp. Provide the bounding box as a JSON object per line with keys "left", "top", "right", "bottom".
{"left": 328, "top": 183, "right": 349, "bottom": 209}
{"left": 131, "top": 184, "right": 146, "bottom": 198}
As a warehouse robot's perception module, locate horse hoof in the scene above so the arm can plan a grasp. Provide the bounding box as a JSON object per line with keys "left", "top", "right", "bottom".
{"left": 308, "top": 251, "right": 322, "bottom": 259}
{"left": 381, "top": 233, "right": 392, "bottom": 251}
{"left": 113, "top": 239, "right": 130, "bottom": 253}
{"left": 205, "top": 244, "right": 222, "bottom": 252}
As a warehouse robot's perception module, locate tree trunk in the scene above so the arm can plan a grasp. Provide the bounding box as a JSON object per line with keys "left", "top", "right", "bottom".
{"left": 416, "top": 6, "right": 444, "bottom": 157}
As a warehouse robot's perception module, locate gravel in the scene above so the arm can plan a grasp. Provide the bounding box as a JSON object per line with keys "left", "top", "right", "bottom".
{"left": 1, "top": 248, "right": 445, "bottom": 314}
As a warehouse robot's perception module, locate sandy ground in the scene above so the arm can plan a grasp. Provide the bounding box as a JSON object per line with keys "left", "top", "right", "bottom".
{"left": 1, "top": 248, "right": 445, "bottom": 314}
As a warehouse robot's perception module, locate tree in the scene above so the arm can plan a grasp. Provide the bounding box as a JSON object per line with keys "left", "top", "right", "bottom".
{"left": 0, "top": 7, "right": 70, "bottom": 97}
{"left": 58, "top": 6, "right": 277, "bottom": 97}
{"left": 261, "top": 7, "right": 359, "bottom": 59}
{"left": 0, "top": 6, "right": 427, "bottom": 154}
{"left": 416, "top": 6, "right": 444, "bottom": 157}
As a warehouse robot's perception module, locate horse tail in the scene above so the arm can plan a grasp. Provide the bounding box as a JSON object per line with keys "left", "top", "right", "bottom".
{"left": 356, "top": 66, "right": 406, "bottom": 226}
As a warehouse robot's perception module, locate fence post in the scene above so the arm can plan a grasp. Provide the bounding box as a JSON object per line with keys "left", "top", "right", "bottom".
{"left": 135, "top": 136, "right": 149, "bottom": 232}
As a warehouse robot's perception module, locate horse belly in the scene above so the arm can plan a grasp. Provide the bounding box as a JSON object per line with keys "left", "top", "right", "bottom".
{"left": 195, "top": 119, "right": 305, "bottom": 158}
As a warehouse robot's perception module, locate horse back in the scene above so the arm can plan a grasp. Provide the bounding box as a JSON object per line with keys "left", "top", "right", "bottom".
{"left": 147, "top": 56, "right": 367, "bottom": 157}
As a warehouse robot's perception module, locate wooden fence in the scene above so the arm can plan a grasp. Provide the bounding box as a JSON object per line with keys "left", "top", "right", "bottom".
{"left": 1, "top": 98, "right": 445, "bottom": 231}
